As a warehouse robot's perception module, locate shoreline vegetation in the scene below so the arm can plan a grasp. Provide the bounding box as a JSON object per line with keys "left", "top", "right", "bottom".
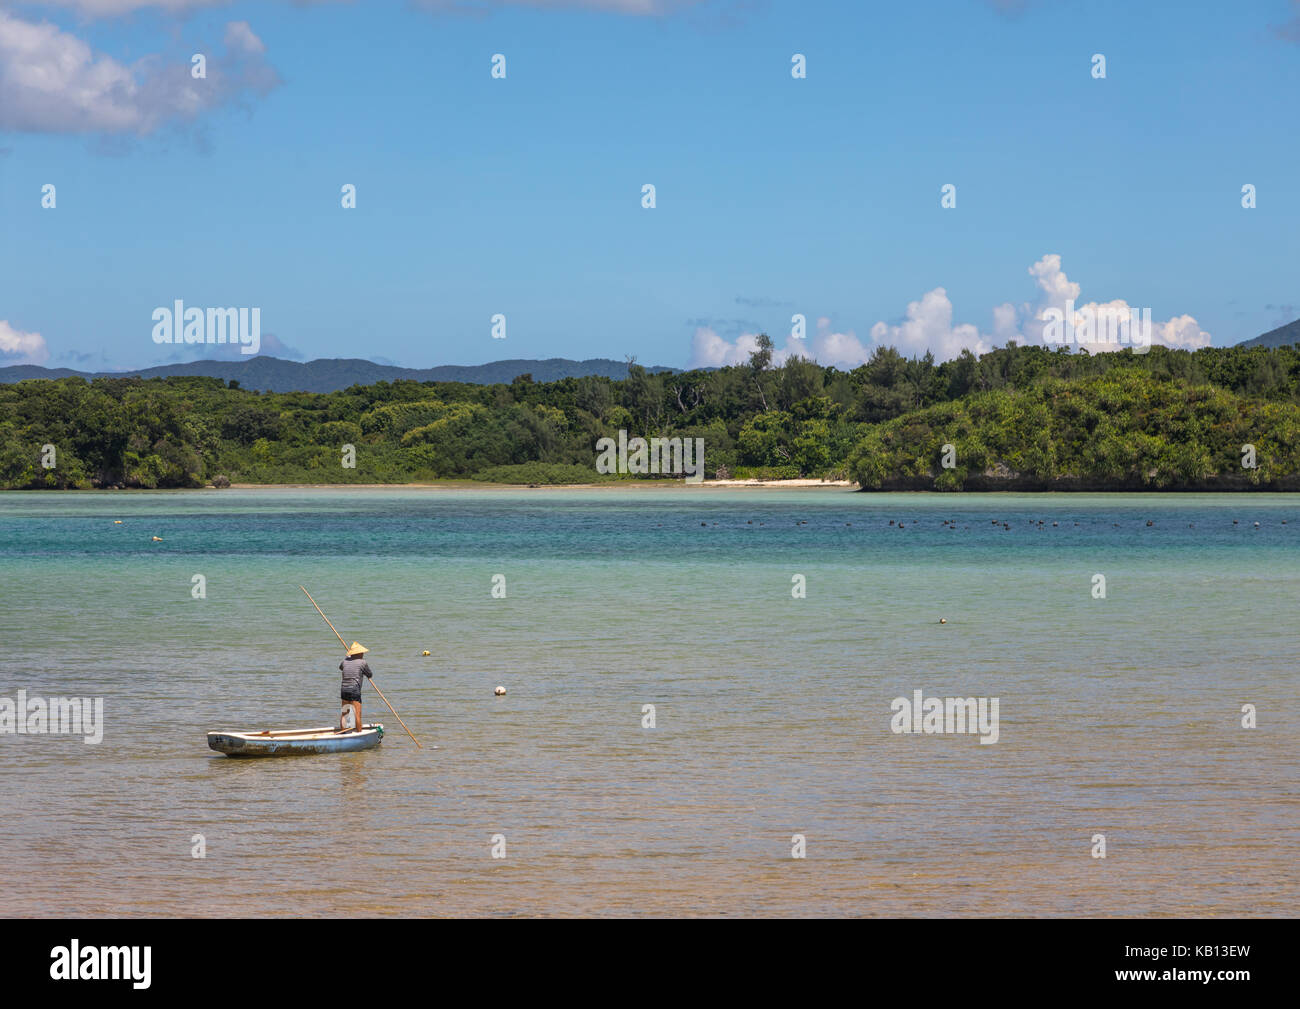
{"left": 5, "top": 340, "right": 1300, "bottom": 492}
{"left": 10, "top": 478, "right": 1296, "bottom": 492}
{"left": 253, "top": 478, "right": 860, "bottom": 490}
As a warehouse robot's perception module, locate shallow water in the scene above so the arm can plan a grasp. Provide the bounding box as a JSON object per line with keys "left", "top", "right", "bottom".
{"left": 1, "top": 488, "right": 1296, "bottom": 916}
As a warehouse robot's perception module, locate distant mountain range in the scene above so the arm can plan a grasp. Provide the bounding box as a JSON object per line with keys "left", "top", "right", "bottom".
{"left": 0, "top": 356, "right": 678, "bottom": 393}
{"left": 4, "top": 318, "right": 1296, "bottom": 392}
{"left": 1236, "top": 318, "right": 1300, "bottom": 349}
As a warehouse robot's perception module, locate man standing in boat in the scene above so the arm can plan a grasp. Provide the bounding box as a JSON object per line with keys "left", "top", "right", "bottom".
{"left": 339, "top": 641, "right": 373, "bottom": 732}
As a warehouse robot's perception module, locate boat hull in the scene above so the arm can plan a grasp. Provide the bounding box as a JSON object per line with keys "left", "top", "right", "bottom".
{"left": 207, "top": 723, "right": 384, "bottom": 757}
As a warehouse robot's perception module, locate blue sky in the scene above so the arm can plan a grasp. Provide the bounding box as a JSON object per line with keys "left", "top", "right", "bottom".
{"left": 2, "top": 0, "right": 1298, "bottom": 371}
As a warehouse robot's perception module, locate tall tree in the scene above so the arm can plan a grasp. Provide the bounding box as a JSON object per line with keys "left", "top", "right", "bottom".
{"left": 749, "top": 333, "right": 773, "bottom": 412}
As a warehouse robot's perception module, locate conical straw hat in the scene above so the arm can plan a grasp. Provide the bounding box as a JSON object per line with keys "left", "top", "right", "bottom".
{"left": 347, "top": 641, "right": 369, "bottom": 656}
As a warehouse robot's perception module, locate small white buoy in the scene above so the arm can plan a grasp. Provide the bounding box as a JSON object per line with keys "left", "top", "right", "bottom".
{"left": 938, "top": 617, "right": 947, "bottom": 624}
{"left": 151, "top": 536, "right": 163, "bottom": 542}
{"left": 494, "top": 685, "right": 506, "bottom": 696}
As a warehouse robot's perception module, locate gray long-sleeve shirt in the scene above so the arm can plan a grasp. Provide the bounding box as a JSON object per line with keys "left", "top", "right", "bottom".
{"left": 339, "top": 656, "right": 373, "bottom": 694}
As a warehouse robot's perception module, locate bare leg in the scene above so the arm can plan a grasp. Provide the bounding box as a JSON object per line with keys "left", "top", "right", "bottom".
{"left": 352, "top": 701, "right": 362, "bottom": 732}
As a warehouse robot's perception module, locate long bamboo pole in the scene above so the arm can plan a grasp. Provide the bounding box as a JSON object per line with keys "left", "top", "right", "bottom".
{"left": 299, "top": 585, "right": 423, "bottom": 748}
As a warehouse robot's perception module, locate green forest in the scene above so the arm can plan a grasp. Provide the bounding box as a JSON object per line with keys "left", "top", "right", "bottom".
{"left": 4, "top": 339, "right": 1300, "bottom": 491}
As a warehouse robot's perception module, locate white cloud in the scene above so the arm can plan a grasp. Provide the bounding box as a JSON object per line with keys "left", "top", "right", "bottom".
{"left": 688, "top": 291, "right": 989, "bottom": 370}
{"left": 687, "top": 254, "right": 1212, "bottom": 367}
{"left": 810, "top": 324, "right": 872, "bottom": 369}
{"left": 690, "top": 327, "right": 761, "bottom": 367}
{"left": 868, "top": 287, "right": 990, "bottom": 361}
{"left": 1151, "top": 313, "right": 1213, "bottom": 349}
{"left": 0, "top": 12, "right": 280, "bottom": 135}
{"left": 991, "top": 301, "right": 1020, "bottom": 342}
{"left": 0, "top": 321, "right": 50, "bottom": 365}
{"left": 690, "top": 318, "right": 871, "bottom": 370}
{"left": 1027, "top": 253, "right": 1079, "bottom": 310}
{"left": 1019, "top": 254, "right": 1211, "bottom": 351}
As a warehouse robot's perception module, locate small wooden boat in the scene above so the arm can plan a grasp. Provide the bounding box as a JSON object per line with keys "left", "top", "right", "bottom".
{"left": 207, "top": 723, "right": 384, "bottom": 757}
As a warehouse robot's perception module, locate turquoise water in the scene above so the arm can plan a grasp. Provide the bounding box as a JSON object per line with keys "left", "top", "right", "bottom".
{"left": 0, "top": 488, "right": 1296, "bottom": 916}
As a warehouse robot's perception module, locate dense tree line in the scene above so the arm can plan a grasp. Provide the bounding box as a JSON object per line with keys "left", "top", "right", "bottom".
{"left": 3, "top": 341, "right": 1300, "bottom": 489}
{"left": 848, "top": 372, "right": 1300, "bottom": 490}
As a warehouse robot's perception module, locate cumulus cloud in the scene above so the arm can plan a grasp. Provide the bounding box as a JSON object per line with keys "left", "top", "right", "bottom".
{"left": 0, "top": 320, "right": 50, "bottom": 365}
{"left": 868, "top": 288, "right": 990, "bottom": 361}
{"left": 0, "top": 12, "right": 281, "bottom": 136}
{"left": 690, "top": 327, "right": 763, "bottom": 367}
{"left": 691, "top": 318, "right": 870, "bottom": 370}
{"left": 811, "top": 321, "right": 872, "bottom": 369}
{"left": 689, "top": 294, "right": 988, "bottom": 370}
{"left": 688, "top": 254, "right": 1212, "bottom": 368}
{"left": 1019, "top": 254, "right": 1211, "bottom": 352}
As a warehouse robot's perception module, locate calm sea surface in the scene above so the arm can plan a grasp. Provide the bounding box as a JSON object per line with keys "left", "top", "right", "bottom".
{"left": 1, "top": 488, "right": 1296, "bottom": 917}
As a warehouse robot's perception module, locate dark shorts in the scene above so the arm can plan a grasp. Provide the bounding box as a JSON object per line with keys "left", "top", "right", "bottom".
{"left": 340, "top": 690, "right": 361, "bottom": 703}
